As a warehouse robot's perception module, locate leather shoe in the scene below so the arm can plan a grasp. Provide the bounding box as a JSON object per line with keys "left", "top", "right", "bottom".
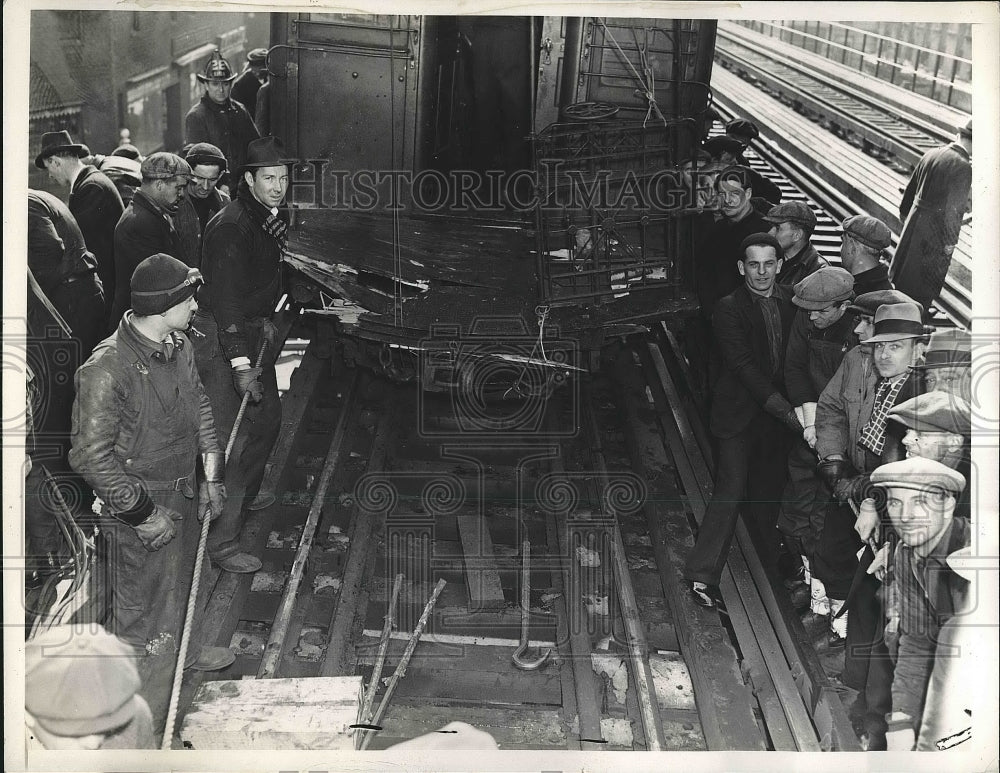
{"left": 825, "top": 631, "right": 847, "bottom": 649}
{"left": 247, "top": 491, "right": 276, "bottom": 511}
{"left": 185, "top": 646, "right": 236, "bottom": 671}
{"left": 214, "top": 552, "right": 262, "bottom": 574}
{"left": 689, "top": 582, "right": 718, "bottom": 609}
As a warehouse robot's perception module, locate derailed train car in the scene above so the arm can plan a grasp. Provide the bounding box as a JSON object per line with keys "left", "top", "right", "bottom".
{"left": 264, "top": 15, "right": 717, "bottom": 391}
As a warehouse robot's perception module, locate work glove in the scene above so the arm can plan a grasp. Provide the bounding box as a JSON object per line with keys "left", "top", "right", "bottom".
{"left": 134, "top": 505, "right": 180, "bottom": 551}
{"left": 232, "top": 365, "right": 264, "bottom": 403}
{"left": 198, "top": 451, "right": 227, "bottom": 522}
{"left": 833, "top": 473, "right": 870, "bottom": 506}
{"left": 816, "top": 457, "right": 856, "bottom": 492}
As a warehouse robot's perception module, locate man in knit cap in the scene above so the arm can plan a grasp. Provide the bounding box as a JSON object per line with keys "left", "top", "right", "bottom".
{"left": 25, "top": 625, "right": 154, "bottom": 749}
{"left": 70, "top": 254, "right": 235, "bottom": 735}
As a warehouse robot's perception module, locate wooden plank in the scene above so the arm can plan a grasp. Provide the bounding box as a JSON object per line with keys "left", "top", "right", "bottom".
{"left": 359, "top": 666, "right": 563, "bottom": 707}
{"left": 356, "top": 637, "right": 531, "bottom": 674}
{"left": 181, "top": 676, "right": 362, "bottom": 750}
{"left": 456, "top": 514, "right": 507, "bottom": 611}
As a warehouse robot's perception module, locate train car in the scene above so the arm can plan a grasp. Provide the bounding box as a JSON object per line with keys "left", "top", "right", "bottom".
{"left": 264, "top": 15, "right": 717, "bottom": 391}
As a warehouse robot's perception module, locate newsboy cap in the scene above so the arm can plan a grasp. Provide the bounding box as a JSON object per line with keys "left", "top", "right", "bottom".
{"left": 889, "top": 391, "right": 970, "bottom": 436}
{"left": 26, "top": 626, "right": 142, "bottom": 737}
{"left": 917, "top": 328, "right": 972, "bottom": 369}
{"left": 725, "top": 118, "right": 760, "bottom": 143}
{"left": 870, "top": 456, "right": 966, "bottom": 495}
{"left": 793, "top": 266, "right": 855, "bottom": 309}
{"left": 247, "top": 47, "right": 268, "bottom": 64}
{"left": 131, "top": 253, "right": 203, "bottom": 316}
{"left": 140, "top": 152, "right": 192, "bottom": 181}
{"left": 847, "top": 289, "right": 922, "bottom": 318}
{"left": 184, "top": 141, "right": 228, "bottom": 171}
{"left": 841, "top": 214, "right": 892, "bottom": 250}
{"left": 865, "top": 302, "right": 927, "bottom": 344}
{"left": 764, "top": 200, "right": 817, "bottom": 231}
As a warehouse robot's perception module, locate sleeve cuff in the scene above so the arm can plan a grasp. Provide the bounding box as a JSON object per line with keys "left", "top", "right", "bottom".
{"left": 230, "top": 356, "right": 251, "bottom": 369}
{"left": 110, "top": 487, "right": 155, "bottom": 527}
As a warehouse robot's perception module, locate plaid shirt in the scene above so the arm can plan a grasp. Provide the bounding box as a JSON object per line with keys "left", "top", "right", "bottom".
{"left": 857, "top": 372, "right": 908, "bottom": 455}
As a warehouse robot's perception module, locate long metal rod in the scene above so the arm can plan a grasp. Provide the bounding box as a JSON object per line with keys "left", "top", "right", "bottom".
{"left": 581, "top": 385, "right": 665, "bottom": 751}
{"left": 360, "top": 578, "right": 447, "bottom": 750}
{"left": 257, "top": 369, "right": 360, "bottom": 678}
{"left": 355, "top": 572, "right": 404, "bottom": 749}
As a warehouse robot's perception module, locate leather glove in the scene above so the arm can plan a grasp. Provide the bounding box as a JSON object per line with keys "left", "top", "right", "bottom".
{"left": 833, "top": 473, "right": 869, "bottom": 505}
{"left": 133, "top": 505, "right": 180, "bottom": 551}
{"left": 199, "top": 450, "right": 227, "bottom": 522}
{"left": 782, "top": 409, "right": 803, "bottom": 434}
{"left": 232, "top": 366, "right": 264, "bottom": 403}
{"left": 816, "top": 457, "right": 856, "bottom": 492}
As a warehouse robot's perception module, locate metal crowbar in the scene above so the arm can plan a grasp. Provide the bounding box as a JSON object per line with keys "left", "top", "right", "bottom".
{"left": 512, "top": 540, "right": 551, "bottom": 670}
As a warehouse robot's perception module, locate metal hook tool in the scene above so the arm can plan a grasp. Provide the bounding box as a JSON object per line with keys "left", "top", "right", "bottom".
{"left": 512, "top": 540, "right": 551, "bottom": 671}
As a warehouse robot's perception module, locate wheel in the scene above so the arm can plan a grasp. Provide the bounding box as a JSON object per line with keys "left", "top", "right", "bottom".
{"left": 561, "top": 101, "right": 620, "bottom": 122}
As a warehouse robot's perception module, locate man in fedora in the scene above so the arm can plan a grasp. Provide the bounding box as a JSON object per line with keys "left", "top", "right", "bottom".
{"left": 111, "top": 152, "right": 192, "bottom": 329}
{"left": 847, "top": 288, "right": 922, "bottom": 343}
{"left": 192, "top": 136, "right": 288, "bottom": 575}
{"left": 890, "top": 118, "right": 972, "bottom": 315}
{"left": 814, "top": 300, "right": 929, "bottom": 746}
{"left": 231, "top": 48, "right": 269, "bottom": 121}
{"left": 868, "top": 457, "right": 970, "bottom": 751}
{"left": 838, "top": 215, "right": 894, "bottom": 296}
{"left": 916, "top": 328, "right": 971, "bottom": 403}
{"left": 70, "top": 254, "right": 236, "bottom": 735}
{"left": 37, "top": 130, "right": 124, "bottom": 321}
{"left": 765, "top": 201, "right": 828, "bottom": 286}
{"left": 184, "top": 50, "right": 259, "bottom": 192}
{"left": 175, "top": 142, "right": 231, "bottom": 269}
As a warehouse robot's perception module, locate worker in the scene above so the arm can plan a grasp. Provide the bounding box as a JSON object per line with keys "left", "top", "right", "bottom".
{"left": 25, "top": 625, "right": 155, "bottom": 749}
{"left": 764, "top": 201, "right": 828, "bottom": 285}
{"left": 37, "top": 130, "right": 124, "bottom": 319}
{"left": 814, "top": 301, "right": 929, "bottom": 748}
{"left": 97, "top": 154, "right": 143, "bottom": 206}
{"left": 111, "top": 152, "right": 192, "bottom": 330}
{"left": 69, "top": 254, "right": 236, "bottom": 734}
{"left": 723, "top": 118, "right": 783, "bottom": 204}
{"left": 231, "top": 48, "right": 269, "bottom": 121}
{"left": 184, "top": 50, "right": 260, "bottom": 191}
{"left": 838, "top": 215, "right": 894, "bottom": 295}
{"left": 916, "top": 328, "right": 971, "bottom": 403}
{"left": 846, "top": 288, "right": 922, "bottom": 344}
{"left": 869, "top": 457, "right": 970, "bottom": 751}
{"left": 890, "top": 118, "right": 972, "bottom": 317}
{"left": 175, "top": 142, "right": 231, "bottom": 268}
{"left": 777, "top": 267, "right": 857, "bottom": 642}
{"left": 702, "top": 133, "right": 781, "bottom": 207}
{"left": 194, "top": 136, "right": 288, "bottom": 574}
{"left": 685, "top": 233, "right": 801, "bottom": 608}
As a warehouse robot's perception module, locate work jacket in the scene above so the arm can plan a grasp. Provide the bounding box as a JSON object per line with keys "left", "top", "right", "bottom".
{"left": 69, "top": 165, "right": 124, "bottom": 308}
{"left": 184, "top": 95, "right": 259, "bottom": 177}
{"left": 27, "top": 189, "right": 99, "bottom": 295}
{"left": 784, "top": 310, "right": 859, "bottom": 407}
{"left": 777, "top": 241, "right": 828, "bottom": 287}
{"left": 69, "top": 313, "right": 220, "bottom": 526}
{"left": 175, "top": 187, "right": 229, "bottom": 269}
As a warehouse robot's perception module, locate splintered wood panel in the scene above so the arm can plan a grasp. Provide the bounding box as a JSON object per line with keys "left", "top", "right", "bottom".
{"left": 457, "top": 515, "right": 507, "bottom": 611}
{"left": 181, "top": 676, "right": 362, "bottom": 750}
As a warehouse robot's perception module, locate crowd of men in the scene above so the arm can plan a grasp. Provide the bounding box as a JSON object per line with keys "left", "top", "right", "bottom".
{"left": 683, "top": 117, "right": 975, "bottom": 752}
{"left": 22, "top": 44, "right": 976, "bottom": 752}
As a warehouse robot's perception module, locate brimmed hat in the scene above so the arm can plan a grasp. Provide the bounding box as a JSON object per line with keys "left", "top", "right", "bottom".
{"left": 247, "top": 47, "right": 268, "bottom": 65}
{"left": 98, "top": 155, "right": 143, "bottom": 186}
{"left": 140, "top": 152, "right": 193, "bottom": 181}
{"left": 184, "top": 141, "right": 228, "bottom": 171}
{"left": 240, "top": 135, "right": 287, "bottom": 174}
{"left": 793, "top": 267, "right": 854, "bottom": 310}
{"left": 847, "top": 289, "right": 921, "bottom": 318}
{"left": 197, "top": 50, "right": 238, "bottom": 83}
{"left": 764, "top": 201, "right": 817, "bottom": 232}
{"left": 888, "top": 391, "right": 970, "bottom": 436}
{"left": 131, "top": 253, "right": 203, "bottom": 315}
{"left": 703, "top": 135, "right": 744, "bottom": 159}
{"left": 916, "top": 328, "right": 972, "bottom": 369}
{"left": 725, "top": 118, "right": 760, "bottom": 143}
{"left": 870, "top": 456, "right": 965, "bottom": 495}
{"left": 35, "top": 130, "right": 89, "bottom": 169}
{"left": 840, "top": 214, "right": 892, "bottom": 250}
{"left": 865, "top": 302, "right": 927, "bottom": 344}
{"left": 26, "top": 626, "right": 142, "bottom": 737}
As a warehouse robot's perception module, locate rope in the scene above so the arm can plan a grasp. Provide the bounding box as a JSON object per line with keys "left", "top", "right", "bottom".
{"left": 160, "top": 338, "right": 269, "bottom": 749}
{"left": 596, "top": 18, "right": 667, "bottom": 128}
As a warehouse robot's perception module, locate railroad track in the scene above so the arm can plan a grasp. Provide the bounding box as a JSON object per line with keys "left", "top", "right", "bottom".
{"left": 174, "top": 326, "right": 859, "bottom": 751}
{"left": 715, "top": 24, "right": 951, "bottom": 171}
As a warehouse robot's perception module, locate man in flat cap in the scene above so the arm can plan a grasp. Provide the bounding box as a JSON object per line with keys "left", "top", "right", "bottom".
{"left": 184, "top": 50, "right": 260, "bottom": 191}
{"left": 917, "top": 328, "right": 971, "bottom": 403}
{"left": 814, "top": 301, "right": 930, "bottom": 744}
{"left": 839, "top": 215, "right": 894, "bottom": 295}
{"left": 175, "top": 142, "right": 231, "bottom": 269}
{"left": 685, "top": 232, "right": 800, "bottom": 608}
{"left": 193, "top": 136, "right": 289, "bottom": 574}
{"left": 777, "top": 267, "right": 857, "bottom": 639}
{"left": 110, "top": 152, "right": 192, "bottom": 329}
{"left": 70, "top": 254, "right": 236, "bottom": 736}
{"left": 890, "top": 118, "right": 972, "bottom": 315}
{"left": 37, "top": 130, "right": 124, "bottom": 320}
{"left": 231, "top": 48, "right": 269, "bottom": 121}
{"left": 765, "top": 201, "right": 828, "bottom": 286}
{"left": 869, "top": 457, "right": 970, "bottom": 751}
{"left": 25, "top": 625, "right": 154, "bottom": 749}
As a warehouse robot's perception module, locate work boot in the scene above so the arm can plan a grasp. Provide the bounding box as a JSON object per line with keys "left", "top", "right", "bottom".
{"left": 185, "top": 646, "right": 236, "bottom": 671}
{"left": 213, "top": 552, "right": 262, "bottom": 574}
{"left": 247, "top": 491, "right": 276, "bottom": 511}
